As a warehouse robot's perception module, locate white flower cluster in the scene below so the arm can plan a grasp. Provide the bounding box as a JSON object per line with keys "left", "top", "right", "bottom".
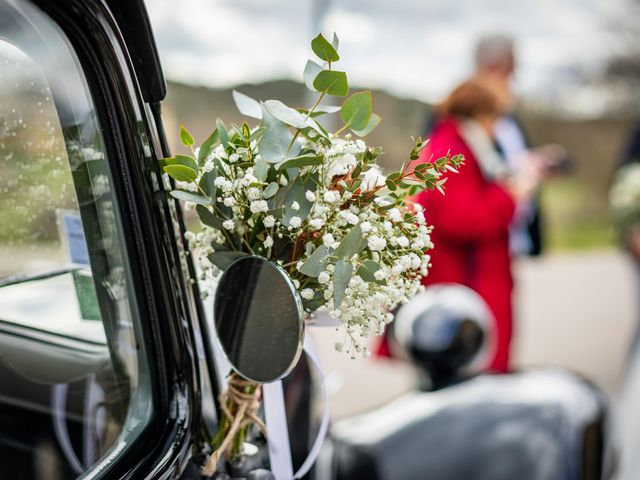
{"left": 171, "top": 125, "right": 450, "bottom": 358}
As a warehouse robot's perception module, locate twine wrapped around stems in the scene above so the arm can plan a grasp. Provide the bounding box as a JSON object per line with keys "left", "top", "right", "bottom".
{"left": 201, "top": 372, "right": 268, "bottom": 477}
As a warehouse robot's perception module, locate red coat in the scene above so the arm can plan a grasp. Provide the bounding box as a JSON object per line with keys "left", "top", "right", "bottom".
{"left": 415, "top": 118, "right": 516, "bottom": 372}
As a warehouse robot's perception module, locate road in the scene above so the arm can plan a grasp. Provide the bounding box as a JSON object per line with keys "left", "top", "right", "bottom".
{"left": 310, "top": 249, "right": 638, "bottom": 419}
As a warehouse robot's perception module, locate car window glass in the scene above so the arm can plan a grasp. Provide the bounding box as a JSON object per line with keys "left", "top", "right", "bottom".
{"left": 0, "top": 1, "right": 152, "bottom": 478}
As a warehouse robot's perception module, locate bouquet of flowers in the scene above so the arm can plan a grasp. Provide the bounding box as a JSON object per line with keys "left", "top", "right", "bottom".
{"left": 161, "top": 33, "right": 462, "bottom": 475}
{"left": 610, "top": 162, "right": 640, "bottom": 236}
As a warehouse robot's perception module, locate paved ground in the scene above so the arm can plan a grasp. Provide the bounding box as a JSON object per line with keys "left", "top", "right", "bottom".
{"left": 310, "top": 249, "right": 639, "bottom": 419}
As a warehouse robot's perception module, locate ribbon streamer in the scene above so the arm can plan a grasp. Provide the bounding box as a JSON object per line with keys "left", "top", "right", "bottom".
{"left": 263, "top": 334, "right": 330, "bottom": 480}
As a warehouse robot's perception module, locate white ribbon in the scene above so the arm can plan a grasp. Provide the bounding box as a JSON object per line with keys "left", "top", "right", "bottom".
{"left": 263, "top": 333, "right": 330, "bottom": 480}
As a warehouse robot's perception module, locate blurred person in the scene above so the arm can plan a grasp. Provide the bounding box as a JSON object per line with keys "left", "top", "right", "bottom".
{"left": 411, "top": 80, "right": 542, "bottom": 373}
{"left": 473, "top": 34, "right": 552, "bottom": 257}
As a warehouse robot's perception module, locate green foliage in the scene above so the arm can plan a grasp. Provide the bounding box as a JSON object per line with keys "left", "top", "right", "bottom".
{"left": 352, "top": 113, "right": 381, "bottom": 137}
{"left": 333, "top": 259, "right": 353, "bottom": 308}
{"left": 335, "top": 224, "right": 363, "bottom": 259}
{"left": 179, "top": 126, "right": 194, "bottom": 146}
{"left": 232, "top": 90, "right": 262, "bottom": 119}
{"left": 258, "top": 104, "right": 300, "bottom": 163}
{"left": 170, "top": 190, "right": 210, "bottom": 205}
{"left": 311, "top": 33, "right": 339, "bottom": 62}
{"left": 341, "top": 91, "right": 372, "bottom": 131}
{"left": 303, "top": 60, "right": 324, "bottom": 91}
{"left": 164, "top": 164, "right": 198, "bottom": 183}
{"left": 207, "top": 251, "right": 249, "bottom": 271}
{"left": 298, "top": 245, "right": 332, "bottom": 277}
{"left": 313, "top": 70, "right": 348, "bottom": 97}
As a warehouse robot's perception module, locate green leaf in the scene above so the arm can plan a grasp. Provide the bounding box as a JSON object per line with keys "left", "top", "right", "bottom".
{"left": 277, "top": 173, "right": 317, "bottom": 226}
{"left": 311, "top": 33, "right": 339, "bottom": 62}
{"left": 303, "top": 60, "right": 324, "bottom": 91}
{"left": 207, "top": 251, "right": 249, "bottom": 272}
{"left": 250, "top": 126, "right": 268, "bottom": 142}
{"left": 352, "top": 113, "right": 381, "bottom": 137}
{"left": 264, "top": 99, "right": 307, "bottom": 128}
{"left": 196, "top": 204, "right": 223, "bottom": 229}
{"left": 262, "top": 182, "right": 279, "bottom": 199}
{"left": 216, "top": 118, "right": 229, "bottom": 146}
{"left": 232, "top": 90, "right": 262, "bottom": 119}
{"left": 313, "top": 70, "right": 348, "bottom": 97}
{"left": 298, "top": 245, "right": 332, "bottom": 277}
{"left": 357, "top": 260, "right": 383, "bottom": 283}
{"left": 341, "top": 91, "right": 372, "bottom": 131}
{"left": 199, "top": 169, "right": 217, "bottom": 198}
{"left": 278, "top": 153, "right": 323, "bottom": 170}
{"left": 198, "top": 128, "right": 220, "bottom": 165}
{"left": 170, "top": 190, "right": 210, "bottom": 205}
{"left": 174, "top": 154, "right": 198, "bottom": 171}
{"left": 164, "top": 164, "right": 198, "bottom": 183}
{"left": 332, "top": 32, "right": 340, "bottom": 51}
{"left": 335, "top": 224, "right": 363, "bottom": 260}
{"left": 258, "top": 103, "right": 300, "bottom": 163}
{"left": 254, "top": 159, "right": 269, "bottom": 182}
{"left": 333, "top": 259, "right": 353, "bottom": 309}
{"left": 179, "top": 126, "right": 194, "bottom": 146}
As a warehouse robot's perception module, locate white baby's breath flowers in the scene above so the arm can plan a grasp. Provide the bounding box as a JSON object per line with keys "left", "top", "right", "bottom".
{"left": 367, "top": 236, "right": 387, "bottom": 251}
{"left": 323, "top": 190, "right": 340, "bottom": 203}
{"left": 300, "top": 288, "right": 314, "bottom": 300}
{"left": 168, "top": 106, "right": 458, "bottom": 360}
{"left": 249, "top": 200, "right": 268, "bottom": 213}
{"left": 263, "top": 215, "right": 275, "bottom": 228}
{"left": 289, "top": 216, "right": 302, "bottom": 228}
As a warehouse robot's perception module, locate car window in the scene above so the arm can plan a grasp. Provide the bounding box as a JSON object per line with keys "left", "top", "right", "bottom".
{"left": 0, "top": 1, "right": 152, "bottom": 478}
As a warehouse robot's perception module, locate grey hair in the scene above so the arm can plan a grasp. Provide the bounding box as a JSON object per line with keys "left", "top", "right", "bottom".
{"left": 475, "top": 34, "right": 514, "bottom": 69}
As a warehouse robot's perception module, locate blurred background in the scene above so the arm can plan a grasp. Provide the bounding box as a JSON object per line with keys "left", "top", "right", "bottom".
{"left": 143, "top": 0, "right": 640, "bottom": 418}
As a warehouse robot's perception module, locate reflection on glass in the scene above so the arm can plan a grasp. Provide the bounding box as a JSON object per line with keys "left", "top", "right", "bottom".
{"left": 215, "top": 256, "right": 304, "bottom": 383}
{"left": 0, "top": 1, "right": 151, "bottom": 478}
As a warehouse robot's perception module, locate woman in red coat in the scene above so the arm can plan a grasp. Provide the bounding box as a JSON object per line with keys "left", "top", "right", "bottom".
{"left": 412, "top": 80, "right": 539, "bottom": 372}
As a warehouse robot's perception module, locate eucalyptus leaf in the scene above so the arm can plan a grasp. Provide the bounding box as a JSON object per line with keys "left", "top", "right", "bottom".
{"left": 357, "top": 260, "right": 382, "bottom": 282}
{"left": 199, "top": 170, "right": 217, "bottom": 198}
{"left": 207, "top": 251, "right": 249, "bottom": 272}
{"left": 164, "top": 165, "right": 198, "bottom": 183}
{"left": 170, "top": 190, "right": 210, "bottom": 206}
{"left": 341, "top": 91, "right": 372, "bottom": 131}
{"left": 352, "top": 113, "right": 381, "bottom": 137}
{"left": 332, "top": 32, "right": 339, "bottom": 51}
{"left": 216, "top": 118, "right": 229, "bottom": 146}
{"left": 303, "top": 60, "right": 323, "bottom": 91}
{"left": 298, "top": 245, "right": 332, "bottom": 277}
{"left": 277, "top": 173, "right": 317, "bottom": 225}
{"left": 196, "top": 204, "right": 223, "bottom": 229}
{"left": 335, "top": 224, "right": 363, "bottom": 260}
{"left": 179, "top": 126, "right": 194, "bottom": 146}
{"left": 198, "top": 128, "right": 220, "bottom": 165}
{"left": 264, "top": 99, "right": 307, "bottom": 128}
{"left": 278, "top": 153, "right": 323, "bottom": 170}
{"left": 262, "top": 182, "right": 279, "bottom": 199}
{"left": 254, "top": 159, "right": 269, "bottom": 182}
{"left": 333, "top": 259, "right": 353, "bottom": 309}
{"left": 232, "top": 90, "right": 263, "bottom": 119}
{"left": 313, "top": 70, "right": 348, "bottom": 97}
{"left": 258, "top": 104, "right": 300, "bottom": 163}
{"left": 159, "top": 154, "right": 198, "bottom": 171}
{"left": 311, "top": 33, "right": 339, "bottom": 62}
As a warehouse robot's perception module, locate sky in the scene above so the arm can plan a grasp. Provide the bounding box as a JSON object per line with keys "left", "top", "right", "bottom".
{"left": 145, "top": 0, "right": 626, "bottom": 106}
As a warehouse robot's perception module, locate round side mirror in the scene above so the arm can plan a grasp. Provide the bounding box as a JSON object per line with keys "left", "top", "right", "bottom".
{"left": 214, "top": 256, "right": 304, "bottom": 384}
{"left": 393, "top": 284, "right": 495, "bottom": 389}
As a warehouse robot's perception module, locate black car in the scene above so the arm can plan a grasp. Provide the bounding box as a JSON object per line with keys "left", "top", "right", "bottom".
{"left": 0, "top": 0, "right": 619, "bottom": 479}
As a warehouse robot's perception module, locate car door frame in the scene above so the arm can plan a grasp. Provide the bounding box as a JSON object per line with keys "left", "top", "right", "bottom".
{"left": 21, "top": 0, "right": 214, "bottom": 478}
